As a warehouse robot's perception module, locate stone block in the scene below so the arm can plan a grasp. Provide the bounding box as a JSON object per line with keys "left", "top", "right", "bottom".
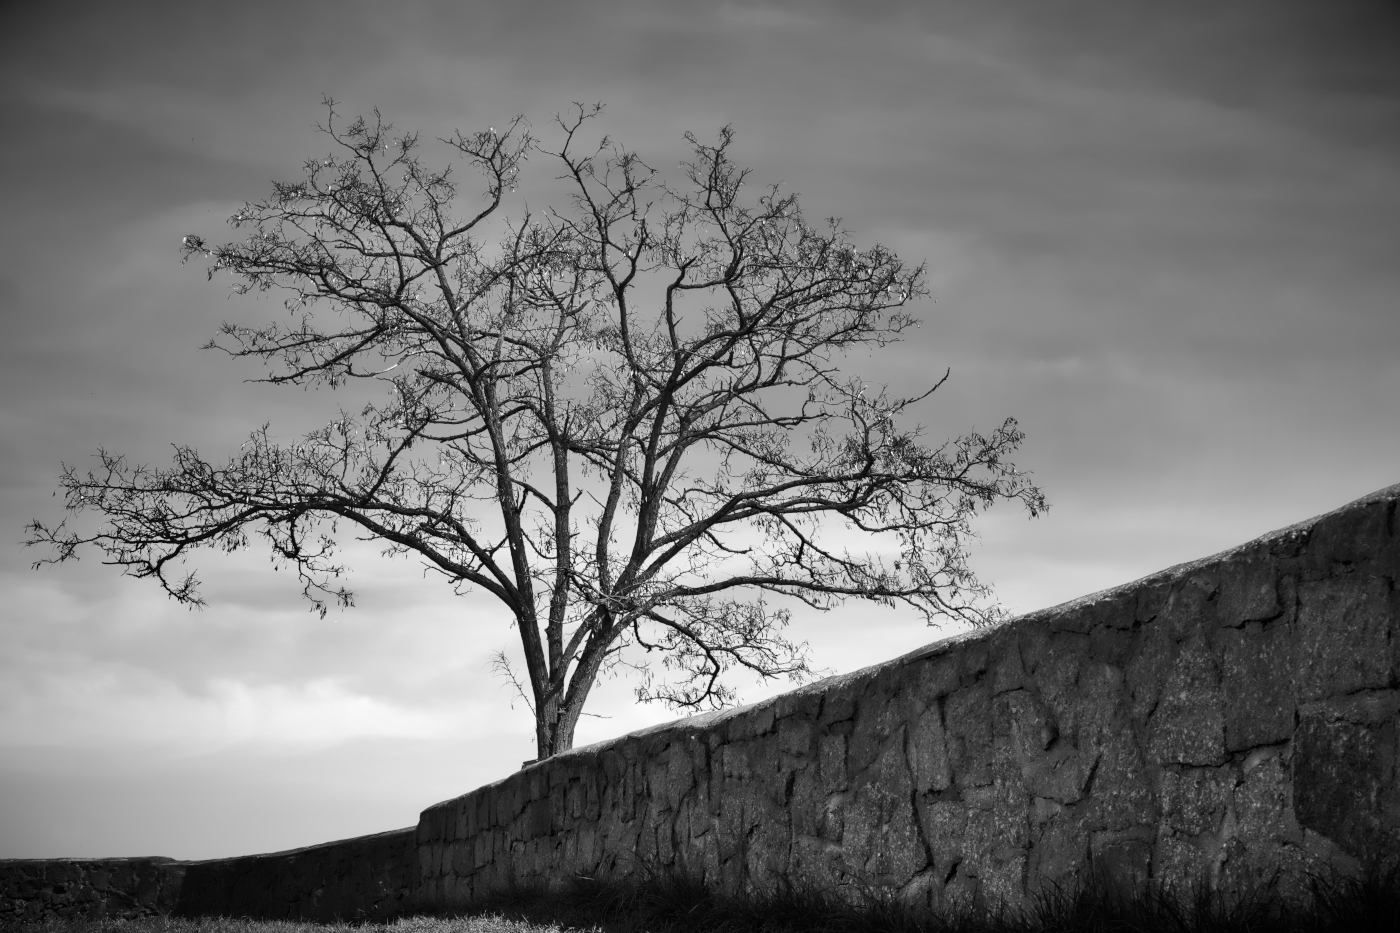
{"left": 946, "top": 684, "right": 993, "bottom": 787}
{"left": 960, "top": 640, "right": 991, "bottom": 682}
{"left": 1016, "top": 624, "right": 1049, "bottom": 671}
{"left": 837, "top": 786, "right": 880, "bottom": 866}
{"left": 721, "top": 739, "right": 757, "bottom": 783}
{"left": 988, "top": 631, "right": 1027, "bottom": 695}
{"left": 1305, "top": 499, "right": 1396, "bottom": 573}
{"left": 1148, "top": 633, "right": 1226, "bottom": 766}
{"left": 744, "top": 702, "right": 778, "bottom": 739}
{"left": 918, "top": 800, "right": 969, "bottom": 879}
{"left": 870, "top": 732, "right": 913, "bottom": 797}
{"left": 990, "top": 766, "right": 1033, "bottom": 852}
{"left": 1048, "top": 601, "right": 1094, "bottom": 634}
{"left": 908, "top": 700, "right": 952, "bottom": 793}
{"left": 1295, "top": 575, "right": 1393, "bottom": 701}
{"left": 1304, "top": 688, "right": 1400, "bottom": 724}
{"left": 1031, "top": 633, "right": 1087, "bottom": 741}
{"left": 778, "top": 715, "right": 815, "bottom": 761}
{"left": 1221, "top": 623, "right": 1295, "bottom": 751}
{"left": 1216, "top": 560, "right": 1282, "bottom": 626}
{"left": 999, "top": 690, "right": 1057, "bottom": 758}
{"left": 819, "top": 682, "right": 859, "bottom": 727}
{"left": 897, "top": 868, "right": 940, "bottom": 913}
{"left": 526, "top": 798, "right": 551, "bottom": 839}
{"left": 819, "top": 731, "right": 848, "bottom": 790}
{"left": 1125, "top": 623, "right": 1173, "bottom": 725}
{"left": 976, "top": 851, "right": 1028, "bottom": 910}
{"left": 1021, "top": 745, "right": 1090, "bottom": 805}
{"left": 1090, "top": 831, "right": 1152, "bottom": 893}
{"left": 915, "top": 650, "right": 964, "bottom": 701}
{"left": 788, "top": 833, "right": 841, "bottom": 888}
{"left": 1146, "top": 574, "right": 1217, "bottom": 643}
{"left": 818, "top": 790, "right": 848, "bottom": 843}
{"left": 1078, "top": 658, "right": 1126, "bottom": 699}
{"left": 666, "top": 748, "right": 697, "bottom": 811}
{"left": 787, "top": 769, "right": 821, "bottom": 836}
{"left": 848, "top": 693, "right": 900, "bottom": 777}
{"left": 1083, "top": 716, "right": 1157, "bottom": 830}
{"left": 1092, "top": 592, "right": 1138, "bottom": 632}
{"left": 1293, "top": 714, "right": 1397, "bottom": 862}
{"left": 1029, "top": 815, "right": 1088, "bottom": 887}
{"left": 1151, "top": 833, "right": 1204, "bottom": 889}
{"left": 450, "top": 844, "right": 472, "bottom": 876}
{"left": 1089, "top": 625, "right": 1134, "bottom": 667}
{"left": 960, "top": 762, "right": 1030, "bottom": 853}
{"left": 1158, "top": 766, "right": 1237, "bottom": 836}
{"left": 1135, "top": 578, "right": 1172, "bottom": 624}
{"left": 659, "top": 817, "right": 679, "bottom": 865}
{"left": 1170, "top": 572, "right": 1221, "bottom": 632}
{"left": 1234, "top": 751, "right": 1303, "bottom": 848}
{"left": 863, "top": 792, "right": 927, "bottom": 885}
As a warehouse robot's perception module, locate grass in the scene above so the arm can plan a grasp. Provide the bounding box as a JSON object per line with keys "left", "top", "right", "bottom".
{"left": 0, "top": 921, "right": 555, "bottom": 933}
{"left": 475, "top": 867, "right": 1400, "bottom": 933}
{"left": 4, "top": 868, "right": 1399, "bottom": 933}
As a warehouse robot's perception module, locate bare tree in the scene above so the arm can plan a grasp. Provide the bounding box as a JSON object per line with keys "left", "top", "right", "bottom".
{"left": 28, "top": 103, "right": 1045, "bottom": 759}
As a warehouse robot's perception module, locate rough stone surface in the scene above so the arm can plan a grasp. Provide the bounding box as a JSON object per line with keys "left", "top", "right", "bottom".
{"left": 0, "top": 858, "right": 186, "bottom": 922}
{"left": 175, "top": 827, "right": 415, "bottom": 921}
{"left": 412, "top": 485, "right": 1400, "bottom": 913}
{"left": 4, "top": 484, "right": 1399, "bottom": 919}
{"left": 0, "top": 829, "right": 414, "bottom": 923}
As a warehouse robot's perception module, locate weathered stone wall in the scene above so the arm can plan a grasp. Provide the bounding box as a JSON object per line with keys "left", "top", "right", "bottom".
{"left": 0, "top": 828, "right": 414, "bottom": 923}
{"left": 414, "top": 484, "right": 1400, "bottom": 912}
{"left": 0, "top": 857, "right": 187, "bottom": 922}
{"left": 175, "top": 827, "right": 415, "bottom": 921}
{"left": 5, "top": 484, "right": 1398, "bottom": 919}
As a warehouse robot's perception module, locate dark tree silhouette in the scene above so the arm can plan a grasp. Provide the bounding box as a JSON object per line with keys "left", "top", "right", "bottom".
{"left": 28, "top": 103, "right": 1046, "bottom": 758}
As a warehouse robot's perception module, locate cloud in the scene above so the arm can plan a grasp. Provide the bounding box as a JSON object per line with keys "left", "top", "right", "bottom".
{"left": 0, "top": 649, "right": 460, "bottom": 754}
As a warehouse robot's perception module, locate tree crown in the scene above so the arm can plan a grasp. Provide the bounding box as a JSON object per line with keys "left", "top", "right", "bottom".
{"left": 29, "top": 102, "right": 1046, "bottom": 756}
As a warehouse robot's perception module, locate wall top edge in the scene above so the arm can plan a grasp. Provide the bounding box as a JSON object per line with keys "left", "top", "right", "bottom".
{"left": 1012, "top": 480, "right": 1400, "bottom": 621}
{"left": 2, "top": 826, "right": 421, "bottom": 868}
{"left": 183, "top": 826, "right": 418, "bottom": 866}
{"left": 421, "top": 481, "right": 1400, "bottom": 815}
{"left": 0, "top": 856, "right": 182, "bottom": 866}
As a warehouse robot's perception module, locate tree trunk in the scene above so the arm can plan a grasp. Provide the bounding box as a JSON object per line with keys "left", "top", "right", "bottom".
{"left": 535, "top": 694, "right": 560, "bottom": 759}
{"left": 534, "top": 689, "right": 587, "bottom": 759}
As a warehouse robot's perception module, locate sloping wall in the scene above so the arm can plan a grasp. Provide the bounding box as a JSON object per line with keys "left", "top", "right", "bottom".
{"left": 413, "top": 483, "right": 1400, "bottom": 912}
{"left": 175, "top": 827, "right": 415, "bottom": 921}
{"left": 4, "top": 483, "right": 1398, "bottom": 920}
{"left": 0, "top": 857, "right": 187, "bottom": 921}
{"left": 0, "top": 830, "right": 415, "bottom": 924}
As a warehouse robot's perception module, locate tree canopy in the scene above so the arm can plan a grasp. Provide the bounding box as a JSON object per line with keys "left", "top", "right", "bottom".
{"left": 28, "top": 103, "right": 1046, "bottom": 758}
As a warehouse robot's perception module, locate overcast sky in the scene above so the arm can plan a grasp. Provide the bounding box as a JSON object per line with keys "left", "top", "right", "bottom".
{"left": 2, "top": 0, "right": 1398, "bottom": 860}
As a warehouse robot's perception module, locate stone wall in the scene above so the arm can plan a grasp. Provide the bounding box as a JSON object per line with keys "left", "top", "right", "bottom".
{"left": 0, "top": 828, "right": 414, "bottom": 923}
{"left": 414, "top": 483, "right": 1400, "bottom": 912}
{"left": 4, "top": 484, "right": 1398, "bottom": 919}
{"left": 0, "top": 857, "right": 186, "bottom": 922}
{"left": 175, "top": 827, "right": 415, "bottom": 922}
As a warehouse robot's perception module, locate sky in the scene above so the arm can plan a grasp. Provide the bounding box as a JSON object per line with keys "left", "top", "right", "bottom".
{"left": 1, "top": 0, "right": 1397, "bottom": 860}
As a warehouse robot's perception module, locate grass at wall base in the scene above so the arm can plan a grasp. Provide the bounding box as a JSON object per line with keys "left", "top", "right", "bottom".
{"left": 5, "top": 866, "right": 1399, "bottom": 933}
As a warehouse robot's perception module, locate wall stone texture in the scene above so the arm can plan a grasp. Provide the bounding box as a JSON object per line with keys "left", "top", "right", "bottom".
{"left": 414, "top": 484, "right": 1400, "bottom": 913}
{"left": 3, "top": 483, "right": 1398, "bottom": 920}
{"left": 175, "top": 827, "right": 416, "bottom": 922}
{"left": 0, "top": 858, "right": 187, "bottom": 922}
{"left": 1, "top": 829, "right": 415, "bottom": 924}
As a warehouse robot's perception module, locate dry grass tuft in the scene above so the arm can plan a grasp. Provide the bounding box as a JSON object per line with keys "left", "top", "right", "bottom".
{"left": 5, "top": 868, "right": 1398, "bottom": 933}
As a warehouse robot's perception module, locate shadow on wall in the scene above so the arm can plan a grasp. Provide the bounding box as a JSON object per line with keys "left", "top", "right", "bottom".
{"left": 0, "top": 829, "right": 415, "bottom": 923}
{"left": 3, "top": 483, "right": 1399, "bottom": 922}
